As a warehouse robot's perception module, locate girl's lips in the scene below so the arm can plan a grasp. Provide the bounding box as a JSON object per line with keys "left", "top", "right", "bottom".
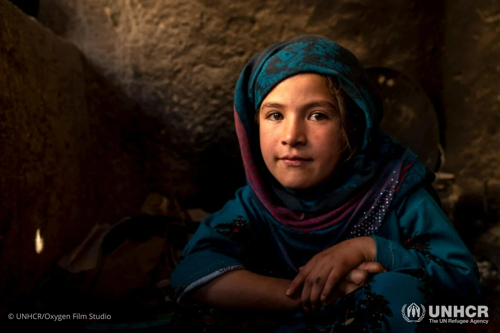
{"left": 280, "top": 158, "right": 312, "bottom": 167}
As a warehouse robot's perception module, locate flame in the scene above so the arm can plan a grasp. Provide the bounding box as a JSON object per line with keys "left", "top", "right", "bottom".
{"left": 35, "top": 228, "right": 44, "bottom": 254}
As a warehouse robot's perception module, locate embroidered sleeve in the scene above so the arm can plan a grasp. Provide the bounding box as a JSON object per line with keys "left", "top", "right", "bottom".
{"left": 402, "top": 233, "right": 443, "bottom": 266}
{"left": 371, "top": 187, "right": 481, "bottom": 303}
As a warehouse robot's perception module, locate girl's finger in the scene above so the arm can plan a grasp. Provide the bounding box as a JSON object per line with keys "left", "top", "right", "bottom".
{"left": 287, "top": 268, "right": 307, "bottom": 297}
{"left": 337, "top": 281, "right": 360, "bottom": 296}
{"left": 344, "top": 269, "right": 369, "bottom": 286}
{"left": 308, "top": 269, "right": 331, "bottom": 309}
{"left": 300, "top": 274, "right": 314, "bottom": 312}
{"left": 319, "top": 264, "right": 348, "bottom": 302}
{"left": 321, "top": 280, "right": 351, "bottom": 306}
{"left": 356, "top": 261, "right": 387, "bottom": 274}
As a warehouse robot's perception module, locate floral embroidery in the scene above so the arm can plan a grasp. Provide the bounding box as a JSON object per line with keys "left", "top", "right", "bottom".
{"left": 403, "top": 234, "right": 443, "bottom": 266}
{"left": 332, "top": 283, "right": 393, "bottom": 333}
{"left": 405, "top": 268, "right": 435, "bottom": 303}
{"left": 214, "top": 216, "right": 256, "bottom": 246}
{"left": 409, "top": 268, "right": 433, "bottom": 285}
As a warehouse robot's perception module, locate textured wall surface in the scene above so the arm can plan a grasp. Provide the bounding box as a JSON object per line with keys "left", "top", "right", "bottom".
{"left": 37, "top": 0, "right": 446, "bottom": 210}
{"left": 0, "top": 0, "right": 154, "bottom": 314}
{"left": 442, "top": 1, "right": 500, "bottom": 183}
{"left": 440, "top": 2, "right": 500, "bottom": 286}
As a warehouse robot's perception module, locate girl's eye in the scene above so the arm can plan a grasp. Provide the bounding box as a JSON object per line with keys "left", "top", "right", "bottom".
{"left": 266, "top": 112, "right": 283, "bottom": 121}
{"left": 309, "top": 112, "right": 328, "bottom": 121}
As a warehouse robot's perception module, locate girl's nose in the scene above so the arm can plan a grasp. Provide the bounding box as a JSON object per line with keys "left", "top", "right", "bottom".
{"left": 281, "top": 118, "right": 307, "bottom": 147}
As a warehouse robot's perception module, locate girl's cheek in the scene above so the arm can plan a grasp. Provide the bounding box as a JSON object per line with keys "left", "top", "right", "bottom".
{"left": 312, "top": 131, "right": 336, "bottom": 144}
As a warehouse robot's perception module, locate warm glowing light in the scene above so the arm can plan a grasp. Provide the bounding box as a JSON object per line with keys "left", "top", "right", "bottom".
{"left": 35, "top": 228, "right": 44, "bottom": 254}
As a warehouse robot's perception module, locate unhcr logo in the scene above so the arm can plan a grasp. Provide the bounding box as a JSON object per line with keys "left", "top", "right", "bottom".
{"left": 401, "top": 304, "right": 489, "bottom": 325}
{"left": 428, "top": 305, "right": 489, "bottom": 324}
{"left": 401, "top": 303, "right": 426, "bottom": 323}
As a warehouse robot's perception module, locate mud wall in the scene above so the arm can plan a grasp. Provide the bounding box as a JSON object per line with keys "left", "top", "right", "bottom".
{"left": 0, "top": 0, "right": 154, "bottom": 314}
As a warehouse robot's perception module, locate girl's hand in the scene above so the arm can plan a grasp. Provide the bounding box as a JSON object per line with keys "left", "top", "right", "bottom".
{"left": 286, "top": 236, "right": 378, "bottom": 312}
{"left": 322, "top": 262, "right": 387, "bottom": 306}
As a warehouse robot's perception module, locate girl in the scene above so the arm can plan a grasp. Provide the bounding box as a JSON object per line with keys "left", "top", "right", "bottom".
{"left": 170, "top": 35, "right": 481, "bottom": 332}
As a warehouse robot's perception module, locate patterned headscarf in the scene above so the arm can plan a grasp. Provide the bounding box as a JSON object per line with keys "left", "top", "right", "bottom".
{"left": 233, "top": 35, "right": 430, "bottom": 238}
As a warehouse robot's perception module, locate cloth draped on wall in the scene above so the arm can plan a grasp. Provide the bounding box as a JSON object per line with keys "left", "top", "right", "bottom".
{"left": 170, "top": 35, "right": 481, "bottom": 332}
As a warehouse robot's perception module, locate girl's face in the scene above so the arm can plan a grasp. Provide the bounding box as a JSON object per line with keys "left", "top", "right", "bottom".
{"left": 259, "top": 73, "right": 343, "bottom": 190}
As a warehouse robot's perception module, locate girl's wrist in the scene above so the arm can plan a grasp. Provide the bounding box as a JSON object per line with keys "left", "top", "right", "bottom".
{"left": 363, "top": 236, "right": 377, "bottom": 262}
{"left": 351, "top": 236, "right": 376, "bottom": 262}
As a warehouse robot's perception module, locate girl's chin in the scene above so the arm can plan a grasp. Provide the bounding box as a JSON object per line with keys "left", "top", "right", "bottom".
{"left": 276, "top": 179, "right": 319, "bottom": 190}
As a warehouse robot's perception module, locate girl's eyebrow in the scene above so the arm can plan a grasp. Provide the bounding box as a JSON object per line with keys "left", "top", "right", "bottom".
{"left": 303, "top": 101, "right": 337, "bottom": 110}
{"left": 261, "top": 100, "right": 336, "bottom": 110}
{"left": 261, "top": 102, "right": 285, "bottom": 110}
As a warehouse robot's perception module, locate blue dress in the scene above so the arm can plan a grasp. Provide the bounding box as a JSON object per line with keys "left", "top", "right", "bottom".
{"left": 170, "top": 186, "right": 480, "bottom": 332}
